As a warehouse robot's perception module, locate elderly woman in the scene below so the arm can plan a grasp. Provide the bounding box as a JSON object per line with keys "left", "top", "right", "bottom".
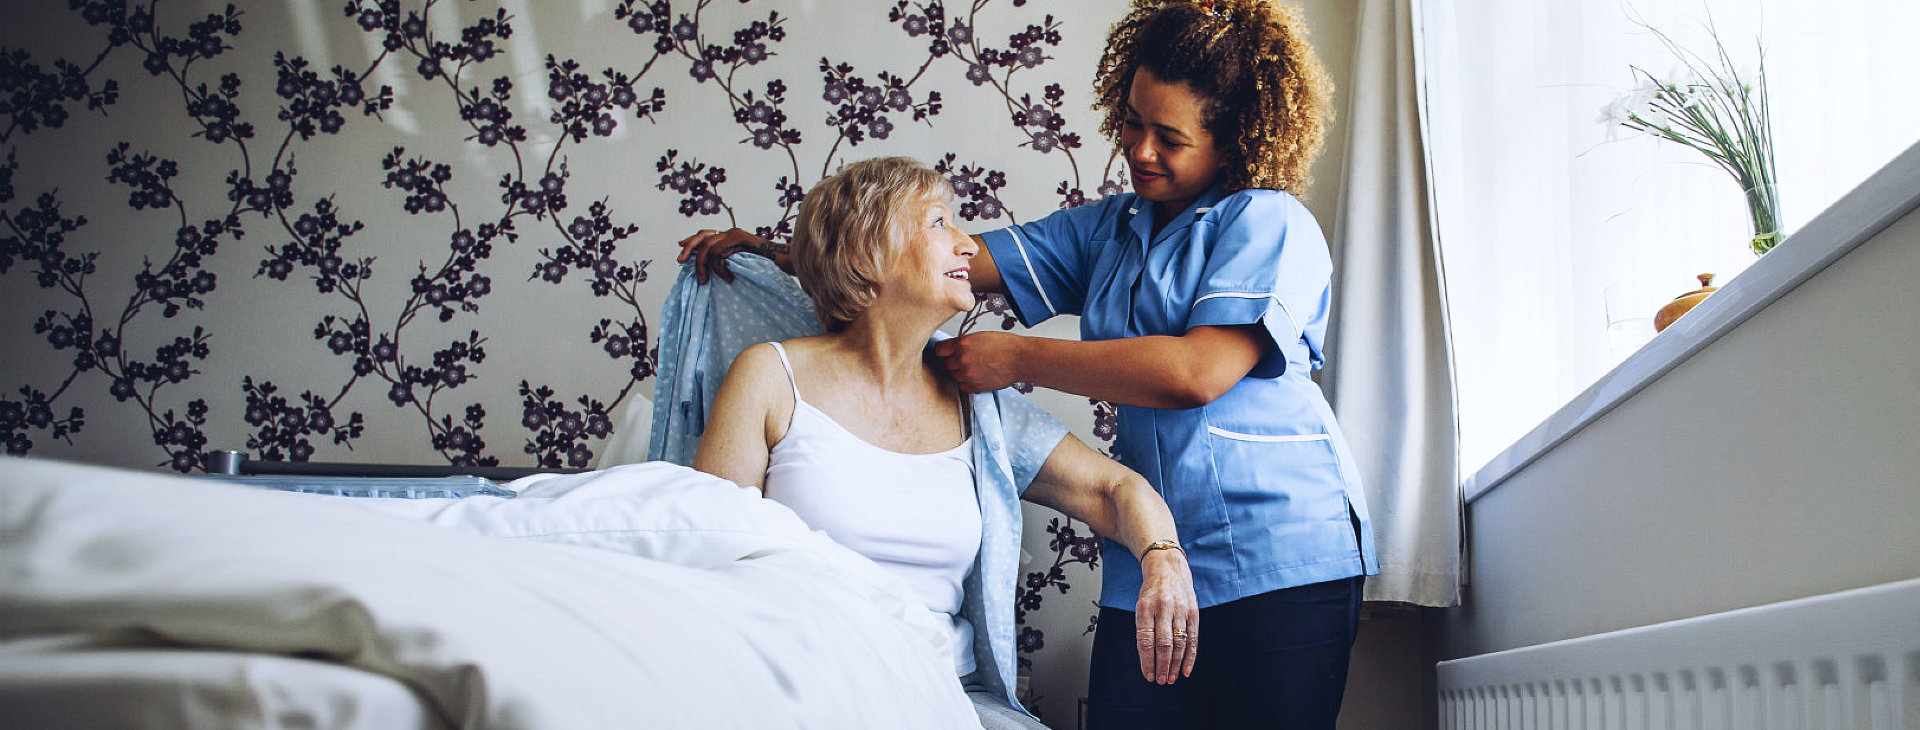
{"left": 690, "top": 156, "right": 1197, "bottom": 729}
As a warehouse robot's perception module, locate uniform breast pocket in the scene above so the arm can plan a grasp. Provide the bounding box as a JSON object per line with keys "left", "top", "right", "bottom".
{"left": 1204, "top": 426, "right": 1350, "bottom": 567}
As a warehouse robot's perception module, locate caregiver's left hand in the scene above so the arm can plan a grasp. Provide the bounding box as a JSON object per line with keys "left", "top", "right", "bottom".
{"left": 932, "top": 332, "right": 1025, "bottom": 393}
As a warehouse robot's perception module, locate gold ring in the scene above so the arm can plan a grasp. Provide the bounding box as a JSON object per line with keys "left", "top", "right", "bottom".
{"left": 1135, "top": 628, "right": 1156, "bottom": 634}
{"left": 1172, "top": 631, "right": 1189, "bottom": 638}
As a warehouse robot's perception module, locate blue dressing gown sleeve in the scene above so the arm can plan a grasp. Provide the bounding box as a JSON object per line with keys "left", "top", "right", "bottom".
{"left": 959, "top": 375, "right": 1068, "bottom": 720}
{"left": 648, "top": 255, "right": 822, "bottom": 465}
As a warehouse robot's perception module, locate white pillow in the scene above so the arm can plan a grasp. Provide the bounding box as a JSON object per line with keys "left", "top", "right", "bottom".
{"left": 590, "top": 393, "right": 654, "bottom": 468}
{"left": 353, "top": 462, "right": 824, "bottom": 570}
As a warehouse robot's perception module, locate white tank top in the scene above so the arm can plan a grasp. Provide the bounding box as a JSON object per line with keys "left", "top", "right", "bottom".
{"left": 760, "top": 342, "right": 982, "bottom": 675}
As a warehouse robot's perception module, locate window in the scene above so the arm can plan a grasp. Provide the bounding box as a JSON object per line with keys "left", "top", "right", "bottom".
{"left": 1425, "top": 0, "right": 1920, "bottom": 476}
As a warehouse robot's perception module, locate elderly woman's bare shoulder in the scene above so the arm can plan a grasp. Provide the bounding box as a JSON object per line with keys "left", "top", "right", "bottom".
{"left": 727, "top": 341, "right": 785, "bottom": 375}
{"left": 727, "top": 337, "right": 829, "bottom": 383}
{"left": 716, "top": 342, "right": 790, "bottom": 395}
{"left": 713, "top": 342, "right": 804, "bottom": 428}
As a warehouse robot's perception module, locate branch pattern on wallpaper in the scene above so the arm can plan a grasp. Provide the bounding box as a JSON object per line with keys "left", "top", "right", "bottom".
{"left": 2, "top": 4, "right": 249, "bottom": 473}
{"left": 2, "top": 0, "right": 1127, "bottom": 684}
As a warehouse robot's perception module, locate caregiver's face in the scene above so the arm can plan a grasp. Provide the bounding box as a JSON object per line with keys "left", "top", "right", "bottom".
{"left": 887, "top": 195, "right": 977, "bottom": 315}
{"left": 1120, "top": 66, "right": 1228, "bottom": 217}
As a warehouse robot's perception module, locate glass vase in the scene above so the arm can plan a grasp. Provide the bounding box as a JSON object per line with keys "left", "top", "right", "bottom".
{"left": 1745, "top": 183, "right": 1782, "bottom": 256}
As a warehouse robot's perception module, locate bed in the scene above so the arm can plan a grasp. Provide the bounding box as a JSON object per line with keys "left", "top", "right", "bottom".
{"left": 0, "top": 457, "right": 983, "bottom": 729}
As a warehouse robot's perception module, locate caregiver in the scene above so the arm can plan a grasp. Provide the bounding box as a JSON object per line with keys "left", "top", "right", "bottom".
{"left": 679, "top": 1, "right": 1375, "bottom": 727}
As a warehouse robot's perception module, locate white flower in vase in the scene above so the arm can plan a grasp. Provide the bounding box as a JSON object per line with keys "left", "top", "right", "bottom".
{"left": 1597, "top": 22, "right": 1781, "bottom": 255}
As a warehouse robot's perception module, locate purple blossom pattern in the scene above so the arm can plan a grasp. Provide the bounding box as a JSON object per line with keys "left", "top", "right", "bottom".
{"left": 819, "top": 60, "right": 943, "bottom": 152}
{"left": 241, "top": 376, "right": 365, "bottom": 462}
{"left": 518, "top": 382, "right": 616, "bottom": 469}
{"left": 0, "top": 0, "right": 251, "bottom": 472}
{"left": 1016, "top": 517, "right": 1104, "bottom": 671}
{"left": 4, "top": 0, "right": 1131, "bottom": 719}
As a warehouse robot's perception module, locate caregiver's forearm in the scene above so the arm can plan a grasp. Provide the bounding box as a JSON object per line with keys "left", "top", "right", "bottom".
{"left": 1011, "top": 326, "right": 1265, "bottom": 410}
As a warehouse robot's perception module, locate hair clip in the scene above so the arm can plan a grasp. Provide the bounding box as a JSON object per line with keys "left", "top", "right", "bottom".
{"left": 1192, "top": 0, "right": 1231, "bottom": 21}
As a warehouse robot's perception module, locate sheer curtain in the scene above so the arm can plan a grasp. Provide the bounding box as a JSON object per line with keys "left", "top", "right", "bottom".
{"left": 1420, "top": 0, "right": 1920, "bottom": 476}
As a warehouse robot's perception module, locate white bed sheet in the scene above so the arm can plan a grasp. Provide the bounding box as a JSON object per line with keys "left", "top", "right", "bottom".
{"left": 0, "top": 459, "right": 982, "bottom": 729}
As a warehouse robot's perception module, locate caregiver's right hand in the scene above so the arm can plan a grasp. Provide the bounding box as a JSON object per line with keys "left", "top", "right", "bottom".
{"left": 676, "top": 227, "right": 768, "bottom": 284}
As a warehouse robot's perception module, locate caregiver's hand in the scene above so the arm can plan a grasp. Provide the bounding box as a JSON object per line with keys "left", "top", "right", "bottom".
{"left": 675, "top": 228, "right": 786, "bottom": 284}
{"left": 932, "top": 331, "right": 1025, "bottom": 393}
{"left": 1135, "top": 547, "right": 1199, "bottom": 684}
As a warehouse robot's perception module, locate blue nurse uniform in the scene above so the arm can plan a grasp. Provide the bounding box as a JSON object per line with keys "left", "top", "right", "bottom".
{"left": 978, "top": 184, "right": 1378, "bottom": 611}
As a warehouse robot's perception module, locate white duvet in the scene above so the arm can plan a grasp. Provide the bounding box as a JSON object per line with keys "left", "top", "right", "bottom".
{"left": 0, "top": 458, "right": 982, "bottom": 729}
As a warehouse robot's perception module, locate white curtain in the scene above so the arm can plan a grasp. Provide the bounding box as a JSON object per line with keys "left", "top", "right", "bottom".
{"left": 1422, "top": 0, "right": 1920, "bottom": 477}
{"left": 1323, "top": 0, "right": 1462, "bottom": 607}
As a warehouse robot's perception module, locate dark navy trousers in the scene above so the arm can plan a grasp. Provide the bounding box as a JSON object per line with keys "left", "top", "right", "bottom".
{"left": 1086, "top": 575, "right": 1365, "bottom": 730}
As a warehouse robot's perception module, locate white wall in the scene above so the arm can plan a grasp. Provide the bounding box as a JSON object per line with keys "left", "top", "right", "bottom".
{"left": 1434, "top": 181, "right": 1920, "bottom": 662}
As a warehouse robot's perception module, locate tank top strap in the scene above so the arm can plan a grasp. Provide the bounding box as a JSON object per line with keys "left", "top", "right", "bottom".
{"left": 766, "top": 341, "right": 804, "bottom": 407}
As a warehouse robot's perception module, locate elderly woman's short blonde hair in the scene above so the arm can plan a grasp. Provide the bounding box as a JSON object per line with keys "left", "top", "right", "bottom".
{"left": 791, "top": 156, "right": 953, "bottom": 332}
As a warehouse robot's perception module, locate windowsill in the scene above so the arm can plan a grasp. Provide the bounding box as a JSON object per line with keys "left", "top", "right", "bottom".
{"left": 1462, "top": 139, "right": 1920, "bottom": 503}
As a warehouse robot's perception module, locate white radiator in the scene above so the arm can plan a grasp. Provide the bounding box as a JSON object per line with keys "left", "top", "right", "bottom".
{"left": 1437, "top": 578, "right": 1920, "bottom": 729}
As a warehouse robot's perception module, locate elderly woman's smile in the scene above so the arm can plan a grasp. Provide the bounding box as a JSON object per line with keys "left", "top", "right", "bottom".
{"left": 885, "top": 197, "right": 977, "bottom": 316}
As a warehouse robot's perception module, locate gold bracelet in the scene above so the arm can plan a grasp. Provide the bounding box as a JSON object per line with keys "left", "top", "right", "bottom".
{"left": 1138, "top": 539, "right": 1184, "bottom": 561}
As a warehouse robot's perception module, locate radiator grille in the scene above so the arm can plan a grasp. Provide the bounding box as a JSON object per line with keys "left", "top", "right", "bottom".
{"left": 1438, "top": 579, "right": 1920, "bottom": 729}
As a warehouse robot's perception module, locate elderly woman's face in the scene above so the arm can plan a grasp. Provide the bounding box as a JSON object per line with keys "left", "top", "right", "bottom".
{"left": 881, "top": 195, "right": 977, "bottom": 316}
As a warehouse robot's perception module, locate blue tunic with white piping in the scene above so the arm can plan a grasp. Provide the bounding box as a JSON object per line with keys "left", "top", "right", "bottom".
{"left": 981, "top": 184, "right": 1379, "bottom": 610}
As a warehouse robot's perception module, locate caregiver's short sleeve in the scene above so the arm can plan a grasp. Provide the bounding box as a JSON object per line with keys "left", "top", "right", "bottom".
{"left": 978, "top": 196, "right": 1129, "bottom": 326}
{"left": 1185, "top": 190, "right": 1334, "bottom": 378}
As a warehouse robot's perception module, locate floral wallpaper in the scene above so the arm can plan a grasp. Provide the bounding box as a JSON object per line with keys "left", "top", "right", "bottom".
{"left": 0, "top": 0, "right": 1160, "bottom": 723}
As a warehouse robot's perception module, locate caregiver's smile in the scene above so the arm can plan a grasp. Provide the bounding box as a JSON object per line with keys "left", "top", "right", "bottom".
{"left": 1120, "top": 66, "right": 1228, "bottom": 221}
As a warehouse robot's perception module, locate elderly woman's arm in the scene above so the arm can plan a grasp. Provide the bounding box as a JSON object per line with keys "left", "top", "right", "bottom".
{"left": 1020, "top": 435, "right": 1199, "bottom": 685}
{"left": 691, "top": 344, "right": 788, "bottom": 491}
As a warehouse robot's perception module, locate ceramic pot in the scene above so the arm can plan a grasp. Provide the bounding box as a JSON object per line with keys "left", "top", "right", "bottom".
{"left": 1654, "top": 273, "right": 1719, "bottom": 332}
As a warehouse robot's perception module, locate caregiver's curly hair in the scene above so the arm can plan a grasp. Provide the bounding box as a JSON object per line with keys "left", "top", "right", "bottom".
{"left": 1094, "top": 0, "right": 1333, "bottom": 197}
